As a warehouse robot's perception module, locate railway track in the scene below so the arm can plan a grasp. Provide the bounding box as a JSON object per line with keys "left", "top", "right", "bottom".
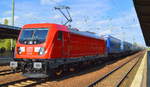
{"left": 0, "top": 78, "right": 49, "bottom": 87}
{"left": 0, "top": 51, "right": 144, "bottom": 87}
{"left": 87, "top": 53, "right": 143, "bottom": 87}
{"left": 0, "top": 66, "right": 10, "bottom": 71}
{"left": 35, "top": 52, "right": 145, "bottom": 87}
{"left": 0, "top": 69, "right": 15, "bottom": 76}
{"left": 0, "top": 65, "right": 14, "bottom": 76}
{"left": 114, "top": 58, "right": 141, "bottom": 87}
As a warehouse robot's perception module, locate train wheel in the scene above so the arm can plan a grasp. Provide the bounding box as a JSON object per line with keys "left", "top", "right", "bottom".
{"left": 55, "top": 69, "right": 63, "bottom": 76}
{"left": 69, "top": 67, "right": 75, "bottom": 72}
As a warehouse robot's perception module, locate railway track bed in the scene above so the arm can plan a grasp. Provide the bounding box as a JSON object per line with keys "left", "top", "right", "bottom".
{"left": 35, "top": 51, "right": 145, "bottom": 87}
{"left": 0, "top": 51, "right": 145, "bottom": 87}
{"left": 0, "top": 78, "right": 48, "bottom": 87}
{"left": 0, "top": 73, "right": 26, "bottom": 85}
{"left": 0, "top": 66, "right": 11, "bottom": 71}
{"left": 0, "top": 66, "right": 16, "bottom": 76}
{"left": 0, "top": 70, "right": 15, "bottom": 76}
{"left": 88, "top": 52, "right": 144, "bottom": 87}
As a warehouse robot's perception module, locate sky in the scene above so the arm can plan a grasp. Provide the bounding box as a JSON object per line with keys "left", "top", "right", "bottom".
{"left": 0, "top": 0, "right": 146, "bottom": 46}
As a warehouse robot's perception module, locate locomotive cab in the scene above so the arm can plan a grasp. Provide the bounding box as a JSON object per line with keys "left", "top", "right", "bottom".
{"left": 18, "top": 28, "right": 48, "bottom": 55}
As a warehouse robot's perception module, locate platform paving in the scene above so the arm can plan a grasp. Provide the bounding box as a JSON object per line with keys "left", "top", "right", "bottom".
{"left": 147, "top": 51, "right": 150, "bottom": 87}
{"left": 130, "top": 51, "right": 147, "bottom": 87}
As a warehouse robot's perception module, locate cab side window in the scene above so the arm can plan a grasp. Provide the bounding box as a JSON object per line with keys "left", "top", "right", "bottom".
{"left": 58, "top": 31, "right": 63, "bottom": 40}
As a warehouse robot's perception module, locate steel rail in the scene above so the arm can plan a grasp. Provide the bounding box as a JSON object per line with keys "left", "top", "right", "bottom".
{"left": 115, "top": 55, "right": 143, "bottom": 87}
{"left": 0, "top": 69, "right": 11, "bottom": 73}
{"left": 87, "top": 53, "right": 142, "bottom": 87}
{"left": 0, "top": 78, "right": 49, "bottom": 87}
{"left": 0, "top": 78, "right": 31, "bottom": 87}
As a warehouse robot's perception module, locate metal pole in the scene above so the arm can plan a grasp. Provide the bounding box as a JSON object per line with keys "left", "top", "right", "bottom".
{"left": 12, "top": 0, "right": 15, "bottom": 26}
{"left": 11, "top": 0, "right": 15, "bottom": 52}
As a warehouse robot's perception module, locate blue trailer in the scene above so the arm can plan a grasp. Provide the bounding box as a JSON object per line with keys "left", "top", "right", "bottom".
{"left": 102, "top": 35, "right": 122, "bottom": 54}
{"left": 122, "top": 41, "right": 132, "bottom": 52}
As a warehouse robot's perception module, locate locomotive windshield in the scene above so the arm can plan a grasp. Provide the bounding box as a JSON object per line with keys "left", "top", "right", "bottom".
{"left": 19, "top": 28, "right": 48, "bottom": 44}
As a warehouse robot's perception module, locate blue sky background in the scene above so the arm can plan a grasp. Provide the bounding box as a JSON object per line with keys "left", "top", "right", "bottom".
{"left": 0, "top": 0, "right": 146, "bottom": 46}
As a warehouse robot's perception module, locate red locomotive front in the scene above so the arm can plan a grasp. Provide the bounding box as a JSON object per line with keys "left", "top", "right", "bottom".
{"left": 10, "top": 23, "right": 106, "bottom": 78}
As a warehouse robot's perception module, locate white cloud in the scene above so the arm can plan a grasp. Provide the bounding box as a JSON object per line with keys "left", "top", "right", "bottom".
{"left": 98, "top": 29, "right": 112, "bottom": 35}
{"left": 53, "top": 15, "right": 62, "bottom": 19}
{"left": 0, "top": 18, "right": 2, "bottom": 24}
{"left": 40, "top": 0, "right": 64, "bottom": 5}
{"left": 97, "top": 20, "right": 110, "bottom": 25}
{"left": 0, "top": 0, "right": 144, "bottom": 45}
{"left": 0, "top": 16, "right": 19, "bottom": 25}
{"left": 3, "top": 10, "right": 12, "bottom": 16}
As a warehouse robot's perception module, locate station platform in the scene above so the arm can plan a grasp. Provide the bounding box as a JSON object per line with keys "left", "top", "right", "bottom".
{"left": 130, "top": 51, "right": 147, "bottom": 87}
{"left": 0, "top": 51, "right": 13, "bottom": 65}
{"left": 0, "top": 58, "right": 12, "bottom": 66}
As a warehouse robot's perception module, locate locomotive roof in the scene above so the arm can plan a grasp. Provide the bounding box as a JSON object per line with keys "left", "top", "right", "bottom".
{"left": 22, "top": 23, "right": 104, "bottom": 40}
{"left": 22, "top": 23, "right": 66, "bottom": 29}
{"left": 69, "top": 28, "right": 104, "bottom": 40}
{"left": 100, "top": 35, "right": 121, "bottom": 41}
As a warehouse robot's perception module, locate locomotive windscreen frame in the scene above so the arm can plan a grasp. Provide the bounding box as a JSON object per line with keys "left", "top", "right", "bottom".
{"left": 19, "top": 28, "right": 49, "bottom": 44}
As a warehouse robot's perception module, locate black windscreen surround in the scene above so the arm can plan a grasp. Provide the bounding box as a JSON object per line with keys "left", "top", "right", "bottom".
{"left": 19, "top": 28, "right": 48, "bottom": 44}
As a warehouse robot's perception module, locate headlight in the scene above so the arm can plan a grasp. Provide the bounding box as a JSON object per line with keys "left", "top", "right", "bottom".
{"left": 17, "top": 47, "right": 25, "bottom": 54}
{"left": 34, "top": 47, "right": 45, "bottom": 55}
{"left": 10, "top": 61, "right": 18, "bottom": 68}
{"left": 20, "top": 47, "right": 25, "bottom": 52}
{"left": 34, "top": 47, "right": 41, "bottom": 52}
{"left": 39, "top": 47, "right": 45, "bottom": 55}
{"left": 33, "top": 62, "right": 42, "bottom": 69}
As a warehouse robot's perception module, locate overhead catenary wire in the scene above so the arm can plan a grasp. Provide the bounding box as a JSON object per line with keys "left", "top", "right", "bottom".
{"left": 111, "top": 0, "right": 138, "bottom": 43}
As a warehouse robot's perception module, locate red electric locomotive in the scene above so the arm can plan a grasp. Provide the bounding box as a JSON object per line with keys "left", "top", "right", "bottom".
{"left": 10, "top": 23, "right": 106, "bottom": 78}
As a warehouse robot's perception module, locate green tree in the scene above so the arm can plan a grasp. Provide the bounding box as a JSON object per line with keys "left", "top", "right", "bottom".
{"left": 4, "top": 19, "right": 9, "bottom": 25}
{"left": 5, "top": 39, "right": 11, "bottom": 51}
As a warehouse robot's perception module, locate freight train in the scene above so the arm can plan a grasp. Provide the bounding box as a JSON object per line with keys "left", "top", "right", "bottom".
{"left": 10, "top": 23, "right": 142, "bottom": 78}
